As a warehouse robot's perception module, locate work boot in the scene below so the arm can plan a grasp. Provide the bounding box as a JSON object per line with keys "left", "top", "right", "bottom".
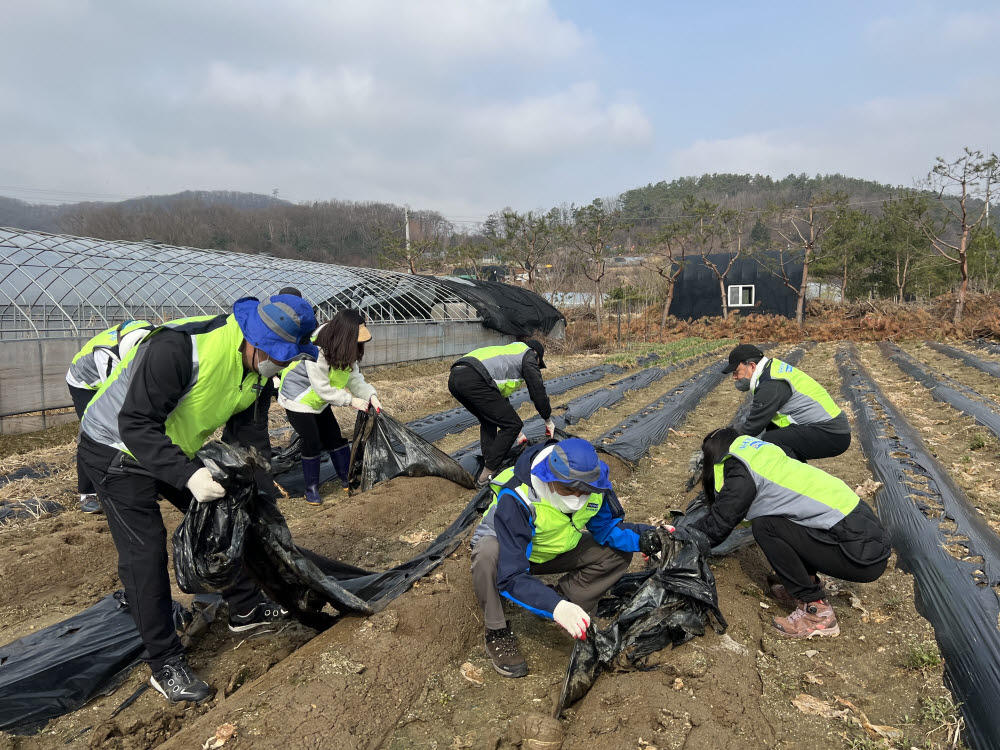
{"left": 149, "top": 656, "right": 212, "bottom": 703}
{"left": 476, "top": 468, "right": 495, "bottom": 488}
{"left": 484, "top": 624, "right": 528, "bottom": 678}
{"left": 772, "top": 599, "right": 840, "bottom": 639}
{"left": 228, "top": 598, "right": 291, "bottom": 633}
{"left": 301, "top": 455, "right": 322, "bottom": 505}
{"left": 329, "top": 445, "right": 351, "bottom": 491}
{"left": 766, "top": 572, "right": 820, "bottom": 607}
{"left": 79, "top": 493, "right": 102, "bottom": 514}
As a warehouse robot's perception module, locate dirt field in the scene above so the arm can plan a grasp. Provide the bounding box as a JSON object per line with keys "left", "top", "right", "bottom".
{"left": 3, "top": 342, "right": 996, "bottom": 749}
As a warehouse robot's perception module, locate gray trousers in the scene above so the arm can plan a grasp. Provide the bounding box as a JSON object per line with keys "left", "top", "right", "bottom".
{"left": 471, "top": 533, "right": 632, "bottom": 631}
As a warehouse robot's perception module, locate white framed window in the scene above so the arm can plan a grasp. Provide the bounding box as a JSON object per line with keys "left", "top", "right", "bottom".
{"left": 727, "top": 284, "right": 755, "bottom": 307}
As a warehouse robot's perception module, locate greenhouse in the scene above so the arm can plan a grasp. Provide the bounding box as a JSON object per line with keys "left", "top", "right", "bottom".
{"left": 0, "top": 228, "right": 563, "bottom": 431}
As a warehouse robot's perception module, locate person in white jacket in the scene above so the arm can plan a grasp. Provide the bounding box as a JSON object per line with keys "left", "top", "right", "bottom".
{"left": 277, "top": 309, "right": 381, "bottom": 504}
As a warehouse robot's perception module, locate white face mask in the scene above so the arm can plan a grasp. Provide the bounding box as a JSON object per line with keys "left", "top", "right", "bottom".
{"left": 546, "top": 489, "right": 589, "bottom": 514}
{"left": 254, "top": 349, "right": 284, "bottom": 379}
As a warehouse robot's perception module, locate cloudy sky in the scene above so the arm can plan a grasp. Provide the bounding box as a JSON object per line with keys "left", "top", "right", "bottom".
{"left": 2, "top": 1, "right": 997, "bottom": 224}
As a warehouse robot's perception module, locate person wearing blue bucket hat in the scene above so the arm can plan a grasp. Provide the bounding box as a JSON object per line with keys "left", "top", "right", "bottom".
{"left": 77, "top": 294, "right": 317, "bottom": 704}
{"left": 468, "top": 438, "right": 664, "bottom": 678}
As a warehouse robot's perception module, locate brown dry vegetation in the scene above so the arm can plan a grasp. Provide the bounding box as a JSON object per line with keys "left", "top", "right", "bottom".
{"left": 2, "top": 343, "right": 995, "bottom": 749}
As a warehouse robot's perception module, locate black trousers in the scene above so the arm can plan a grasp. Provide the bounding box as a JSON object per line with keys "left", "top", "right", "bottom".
{"left": 764, "top": 422, "right": 851, "bottom": 462}
{"left": 68, "top": 385, "right": 96, "bottom": 495}
{"left": 448, "top": 365, "right": 523, "bottom": 473}
{"left": 78, "top": 435, "right": 263, "bottom": 671}
{"left": 286, "top": 407, "right": 347, "bottom": 457}
{"left": 752, "top": 515, "right": 888, "bottom": 602}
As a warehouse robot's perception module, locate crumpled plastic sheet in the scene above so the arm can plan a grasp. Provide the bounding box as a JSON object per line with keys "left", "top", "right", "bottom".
{"left": 597, "top": 360, "right": 728, "bottom": 464}
{"left": 347, "top": 409, "right": 475, "bottom": 493}
{"left": 839, "top": 345, "right": 1000, "bottom": 750}
{"left": 405, "top": 364, "right": 622, "bottom": 443}
{"left": 878, "top": 341, "right": 1000, "bottom": 439}
{"left": 172, "top": 442, "right": 255, "bottom": 594}
{"left": 555, "top": 527, "right": 727, "bottom": 716}
{"left": 0, "top": 464, "right": 54, "bottom": 487}
{"left": 927, "top": 341, "right": 1000, "bottom": 379}
{"left": 0, "top": 592, "right": 188, "bottom": 734}
{"left": 972, "top": 337, "right": 1000, "bottom": 357}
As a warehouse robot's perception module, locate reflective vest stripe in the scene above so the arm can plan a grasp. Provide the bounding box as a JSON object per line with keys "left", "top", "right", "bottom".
{"left": 278, "top": 359, "right": 352, "bottom": 412}
{"left": 753, "top": 358, "right": 842, "bottom": 427}
{"left": 464, "top": 342, "right": 529, "bottom": 397}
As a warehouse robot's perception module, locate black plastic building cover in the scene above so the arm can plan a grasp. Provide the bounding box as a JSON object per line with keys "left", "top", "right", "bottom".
{"left": 927, "top": 341, "right": 1000, "bottom": 379}
{"left": 597, "top": 360, "right": 728, "bottom": 464}
{"left": 555, "top": 527, "right": 726, "bottom": 716}
{"left": 347, "top": 409, "right": 474, "bottom": 493}
{"left": 668, "top": 254, "right": 802, "bottom": 320}
{"left": 838, "top": 346, "right": 1000, "bottom": 750}
{"left": 0, "top": 593, "right": 144, "bottom": 733}
{"left": 879, "top": 341, "right": 1000, "bottom": 439}
{"left": 437, "top": 277, "right": 565, "bottom": 336}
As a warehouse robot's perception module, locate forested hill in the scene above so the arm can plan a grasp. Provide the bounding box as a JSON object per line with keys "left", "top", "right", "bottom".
{"left": 621, "top": 173, "right": 908, "bottom": 219}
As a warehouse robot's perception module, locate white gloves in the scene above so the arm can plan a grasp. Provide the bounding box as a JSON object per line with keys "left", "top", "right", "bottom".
{"left": 350, "top": 397, "right": 370, "bottom": 411}
{"left": 186, "top": 467, "right": 225, "bottom": 503}
{"left": 516, "top": 432, "right": 529, "bottom": 445}
{"left": 544, "top": 419, "right": 556, "bottom": 437}
{"left": 369, "top": 394, "right": 382, "bottom": 413}
{"left": 553, "top": 600, "right": 590, "bottom": 639}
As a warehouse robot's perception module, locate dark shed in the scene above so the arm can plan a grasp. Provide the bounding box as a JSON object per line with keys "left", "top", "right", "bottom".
{"left": 668, "top": 253, "right": 803, "bottom": 319}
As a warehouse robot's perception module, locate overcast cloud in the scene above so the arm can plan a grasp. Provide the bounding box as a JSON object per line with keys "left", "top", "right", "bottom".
{"left": 0, "top": 2, "right": 996, "bottom": 221}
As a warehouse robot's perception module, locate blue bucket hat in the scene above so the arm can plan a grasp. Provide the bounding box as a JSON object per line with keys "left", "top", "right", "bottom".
{"left": 233, "top": 294, "right": 319, "bottom": 362}
{"left": 531, "top": 438, "right": 612, "bottom": 494}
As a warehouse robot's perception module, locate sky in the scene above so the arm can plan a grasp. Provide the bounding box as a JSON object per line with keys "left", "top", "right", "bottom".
{"left": 1, "top": 1, "right": 997, "bottom": 226}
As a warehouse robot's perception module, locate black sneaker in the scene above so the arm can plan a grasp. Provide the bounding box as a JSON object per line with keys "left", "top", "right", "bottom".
{"left": 484, "top": 624, "right": 528, "bottom": 678}
{"left": 149, "top": 657, "right": 212, "bottom": 703}
{"left": 79, "top": 494, "right": 102, "bottom": 514}
{"left": 228, "top": 599, "right": 290, "bottom": 633}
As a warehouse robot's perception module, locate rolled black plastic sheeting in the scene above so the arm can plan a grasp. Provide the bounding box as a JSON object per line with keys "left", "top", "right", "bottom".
{"left": 0, "top": 592, "right": 187, "bottom": 734}
{"left": 406, "top": 363, "right": 621, "bottom": 444}
{"left": 838, "top": 345, "right": 1000, "bottom": 750}
{"left": 972, "top": 338, "right": 1000, "bottom": 357}
{"left": 554, "top": 527, "right": 726, "bottom": 716}
{"left": 879, "top": 341, "right": 1000, "bottom": 439}
{"left": 596, "top": 360, "right": 728, "bottom": 465}
{"left": 927, "top": 341, "right": 1000, "bottom": 379}
{"left": 347, "top": 408, "right": 475, "bottom": 493}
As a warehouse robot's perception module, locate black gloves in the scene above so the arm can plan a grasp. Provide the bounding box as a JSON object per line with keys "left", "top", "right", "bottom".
{"left": 638, "top": 528, "right": 663, "bottom": 558}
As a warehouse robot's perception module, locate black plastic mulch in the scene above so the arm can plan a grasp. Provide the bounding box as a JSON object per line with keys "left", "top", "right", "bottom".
{"left": 927, "top": 341, "right": 1000, "bottom": 379}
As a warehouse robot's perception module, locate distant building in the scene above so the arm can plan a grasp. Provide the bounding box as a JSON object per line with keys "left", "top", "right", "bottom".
{"left": 669, "top": 253, "right": 803, "bottom": 319}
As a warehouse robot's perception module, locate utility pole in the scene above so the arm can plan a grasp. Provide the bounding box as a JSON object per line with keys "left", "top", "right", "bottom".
{"left": 404, "top": 206, "right": 411, "bottom": 255}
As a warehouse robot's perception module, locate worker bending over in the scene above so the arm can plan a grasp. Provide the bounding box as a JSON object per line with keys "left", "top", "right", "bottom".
{"left": 449, "top": 340, "right": 553, "bottom": 486}
{"left": 679, "top": 427, "right": 889, "bottom": 638}
{"left": 65, "top": 320, "right": 153, "bottom": 513}
{"left": 79, "top": 294, "right": 318, "bottom": 703}
{"left": 278, "top": 308, "right": 381, "bottom": 504}
{"left": 469, "top": 438, "right": 660, "bottom": 677}
{"left": 723, "top": 344, "right": 850, "bottom": 461}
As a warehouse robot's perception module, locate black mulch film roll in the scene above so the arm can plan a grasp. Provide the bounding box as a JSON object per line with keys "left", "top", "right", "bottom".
{"left": 838, "top": 344, "right": 1000, "bottom": 750}
{"left": 554, "top": 527, "right": 727, "bottom": 716}
{"left": 972, "top": 338, "right": 1000, "bottom": 357}
{"left": 878, "top": 341, "right": 1000, "bottom": 439}
{"left": 927, "top": 341, "right": 1000, "bottom": 379}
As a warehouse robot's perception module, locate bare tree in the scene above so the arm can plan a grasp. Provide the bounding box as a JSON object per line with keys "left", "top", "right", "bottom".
{"left": 917, "top": 148, "right": 1000, "bottom": 322}
{"left": 569, "top": 198, "right": 628, "bottom": 334}
{"left": 699, "top": 206, "right": 747, "bottom": 320}
{"left": 764, "top": 192, "right": 847, "bottom": 326}
{"left": 496, "top": 210, "right": 554, "bottom": 290}
{"left": 371, "top": 210, "right": 451, "bottom": 274}
{"left": 639, "top": 220, "right": 691, "bottom": 329}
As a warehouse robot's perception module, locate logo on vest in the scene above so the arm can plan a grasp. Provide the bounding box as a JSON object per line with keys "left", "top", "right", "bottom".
{"left": 778, "top": 363, "right": 794, "bottom": 373}
{"left": 738, "top": 437, "right": 765, "bottom": 450}
{"left": 586, "top": 502, "right": 600, "bottom": 510}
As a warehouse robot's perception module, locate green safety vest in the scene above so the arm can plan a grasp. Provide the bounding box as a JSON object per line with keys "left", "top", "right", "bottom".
{"left": 481, "top": 466, "right": 604, "bottom": 563}
{"left": 68, "top": 320, "right": 152, "bottom": 389}
{"left": 82, "top": 314, "right": 262, "bottom": 460}
{"left": 278, "top": 359, "right": 352, "bottom": 412}
{"left": 714, "top": 435, "right": 859, "bottom": 529}
{"left": 462, "top": 342, "right": 530, "bottom": 397}
{"left": 753, "top": 357, "right": 842, "bottom": 427}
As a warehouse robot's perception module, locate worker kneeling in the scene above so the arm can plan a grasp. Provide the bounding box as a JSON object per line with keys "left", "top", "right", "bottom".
{"left": 469, "top": 438, "right": 659, "bottom": 677}
{"left": 687, "top": 427, "right": 890, "bottom": 638}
